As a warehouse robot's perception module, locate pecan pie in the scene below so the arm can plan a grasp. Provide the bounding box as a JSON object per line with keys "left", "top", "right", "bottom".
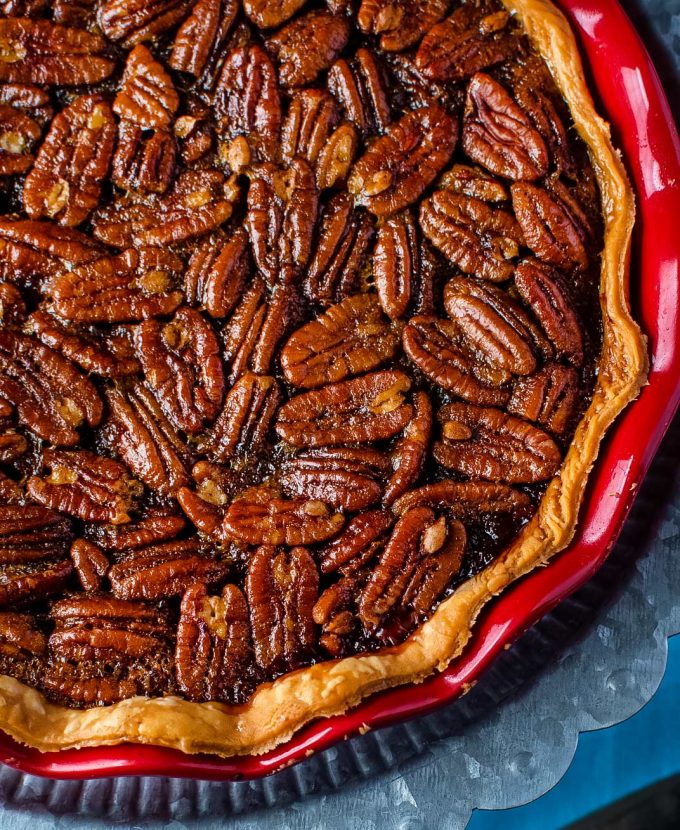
{"left": 0, "top": 0, "right": 646, "bottom": 757}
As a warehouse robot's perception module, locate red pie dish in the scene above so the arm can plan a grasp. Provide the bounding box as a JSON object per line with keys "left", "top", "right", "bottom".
{"left": 0, "top": 0, "right": 676, "bottom": 779}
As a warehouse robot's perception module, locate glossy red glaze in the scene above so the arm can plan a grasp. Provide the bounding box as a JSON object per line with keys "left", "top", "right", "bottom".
{"left": 1, "top": 0, "right": 679, "bottom": 780}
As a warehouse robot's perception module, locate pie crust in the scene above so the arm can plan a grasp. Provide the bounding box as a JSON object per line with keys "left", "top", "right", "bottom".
{"left": 0, "top": 0, "right": 647, "bottom": 758}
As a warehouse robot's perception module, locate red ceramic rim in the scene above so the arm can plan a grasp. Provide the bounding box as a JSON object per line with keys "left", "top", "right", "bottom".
{"left": 1, "top": 0, "right": 679, "bottom": 781}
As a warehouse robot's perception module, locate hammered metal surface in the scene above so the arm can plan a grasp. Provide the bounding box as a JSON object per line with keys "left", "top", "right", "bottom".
{"left": 0, "top": 1, "right": 676, "bottom": 828}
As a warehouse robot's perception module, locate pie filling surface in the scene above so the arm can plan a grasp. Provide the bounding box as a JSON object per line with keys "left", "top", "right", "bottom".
{"left": 0, "top": 0, "right": 646, "bottom": 751}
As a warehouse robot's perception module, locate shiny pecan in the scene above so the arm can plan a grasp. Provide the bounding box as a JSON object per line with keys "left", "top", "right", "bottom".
{"left": 175, "top": 101, "right": 213, "bottom": 164}
{"left": 327, "top": 47, "right": 391, "bottom": 137}
{"left": 317, "top": 123, "right": 359, "bottom": 191}
{"left": 213, "top": 44, "right": 281, "bottom": 163}
{"left": 111, "top": 121, "right": 177, "bottom": 195}
{"left": 415, "top": 2, "right": 513, "bottom": 81}
{"left": 275, "top": 369, "right": 414, "bottom": 448}
{"left": 304, "top": 192, "right": 374, "bottom": 305}
{"left": 374, "top": 211, "right": 420, "bottom": 320}
{"left": 94, "top": 514, "right": 187, "bottom": 551}
{"left": 357, "top": 0, "right": 449, "bottom": 52}
{"left": 281, "top": 447, "right": 390, "bottom": 511}
{"left": 223, "top": 485, "right": 344, "bottom": 546}
{"left": 52, "top": 0, "right": 97, "bottom": 26}
{"left": 109, "top": 537, "right": 229, "bottom": 600}
{"left": 177, "top": 486, "right": 223, "bottom": 535}
{"left": 177, "top": 462, "right": 233, "bottom": 534}
{"left": 204, "top": 372, "right": 281, "bottom": 462}
{"left": 0, "top": 19, "right": 114, "bottom": 85}
{"left": 170, "top": 0, "right": 238, "bottom": 84}
{"left": 0, "top": 503, "right": 73, "bottom": 607}
{"left": 93, "top": 169, "right": 237, "bottom": 248}
{"left": 246, "top": 544, "right": 319, "bottom": 672}
{"left": 244, "top": 0, "right": 306, "bottom": 28}
{"left": 44, "top": 596, "right": 172, "bottom": 704}
{"left": 0, "top": 330, "right": 102, "bottom": 445}
{"left": 508, "top": 363, "right": 580, "bottom": 436}
{"left": 245, "top": 159, "right": 318, "bottom": 286}
{"left": 514, "top": 258, "right": 584, "bottom": 366}
{"left": 105, "top": 382, "right": 190, "bottom": 497}
{"left": 402, "top": 315, "right": 509, "bottom": 406}
{"left": 438, "top": 163, "right": 508, "bottom": 203}
{"left": 349, "top": 105, "right": 458, "bottom": 217}
{"left": 313, "top": 573, "right": 359, "bottom": 656}
{"left": 419, "top": 189, "right": 523, "bottom": 282}
{"left": 511, "top": 181, "right": 591, "bottom": 271}
{"left": 222, "top": 280, "right": 297, "bottom": 383}
{"left": 357, "top": 507, "right": 465, "bottom": 628}
{"left": 318, "top": 509, "right": 392, "bottom": 574}
{"left": 134, "top": 307, "right": 224, "bottom": 433}
{"left": 176, "top": 582, "right": 253, "bottom": 703}
{"left": 70, "top": 538, "right": 109, "bottom": 592}
{"left": 0, "top": 82, "right": 52, "bottom": 120}
{"left": 0, "top": 103, "right": 41, "bottom": 176}
{"left": 27, "top": 449, "right": 141, "bottom": 525}
{"left": 434, "top": 402, "right": 562, "bottom": 483}
{"left": 99, "top": 0, "right": 194, "bottom": 46}
{"left": 391, "top": 478, "right": 532, "bottom": 518}
{"left": 50, "top": 247, "right": 184, "bottom": 323}
{"left": 383, "top": 391, "right": 432, "bottom": 507}
{"left": 462, "top": 72, "right": 549, "bottom": 181}
{"left": 281, "top": 293, "right": 399, "bottom": 389}
{"left": 184, "top": 230, "right": 250, "bottom": 319}
{"left": 281, "top": 89, "right": 338, "bottom": 167}
{"left": 268, "top": 11, "right": 350, "bottom": 89}
{"left": 23, "top": 95, "right": 115, "bottom": 227}
{"left": 114, "top": 44, "right": 179, "bottom": 129}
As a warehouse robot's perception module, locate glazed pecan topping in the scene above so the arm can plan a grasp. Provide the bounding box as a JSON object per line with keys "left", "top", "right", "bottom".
{"left": 508, "top": 363, "right": 580, "bottom": 436}
{"left": 23, "top": 95, "right": 115, "bottom": 227}
{"left": 275, "top": 370, "right": 414, "bottom": 448}
{"left": 246, "top": 545, "right": 318, "bottom": 672}
{"left": 0, "top": 19, "right": 114, "bottom": 85}
{"left": 114, "top": 45, "right": 179, "bottom": 129}
{"left": 374, "top": 211, "right": 420, "bottom": 321}
{"left": 357, "top": 0, "right": 449, "bottom": 52}
{"left": 184, "top": 229, "right": 250, "bottom": 319}
{"left": 70, "top": 538, "right": 109, "bottom": 592}
{"left": 27, "top": 449, "right": 141, "bottom": 525}
{"left": 419, "top": 189, "right": 523, "bottom": 282}
{"left": 281, "top": 293, "right": 399, "bottom": 389}
{"left": 391, "top": 479, "right": 531, "bottom": 518}
{"left": 176, "top": 582, "right": 253, "bottom": 703}
{"left": 349, "top": 105, "right": 458, "bottom": 217}
{"left": 268, "top": 11, "right": 350, "bottom": 89}
{"left": 134, "top": 307, "right": 224, "bottom": 433}
{"left": 327, "top": 48, "right": 391, "bottom": 137}
{"left": 99, "top": 0, "right": 194, "bottom": 46}
{"left": 439, "top": 163, "right": 509, "bottom": 203}
{"left": 462, "top": 73, "right": 549, "bottom": 181}
{"left": 415, "top": 2, "right": 514, "bottom": 81}
{"left": 434, "top": 402, "right": 562, "bottom": 484}
{"left": 111, "top": 122, "right": 178, "bottom": 196}
{"left": 94, "top": 514, "right": 187, "bottom": 551}
{"left": 383, "top": 391, "right": 432, "bottom": 506}
{"left": 223, "top": 485, "right": 344, "bottom": 546}
{"left": 170, "top": 0, "right": 238, "bottom": 82}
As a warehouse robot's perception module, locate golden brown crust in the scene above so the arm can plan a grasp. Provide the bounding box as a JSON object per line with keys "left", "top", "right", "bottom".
{"left": 0, "top": 0, "right": 648, "bottom": 757}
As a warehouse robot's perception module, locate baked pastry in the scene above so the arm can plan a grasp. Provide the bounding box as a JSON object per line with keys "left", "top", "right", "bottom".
{"left": 0, "top": 0, "right": 647, "bottom": 758}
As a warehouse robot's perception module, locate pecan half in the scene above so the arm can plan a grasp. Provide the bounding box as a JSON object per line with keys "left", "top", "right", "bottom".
{"left": 105, "top": 383, "right": 190, "bottom": 497}
{"left": 111, "top": 121, "right": 177, "bottom": 195}
{"left": 184, "top": 229, "right": 250, "bottom": 319}
{"left": 275, "top": 370, "right": 414, "bottom": 448}
{"left": 99, "top": 0, "right": 194, "bottom": 46}
{"left": 349, "top": 105, "right": 458, "bottom": 217}
{"left": 514, "top": 258, "right": 584, "bottom": 365}
{"left": 176, "top": 582, "right": 253, "bottom": 703}
{"left": 223, "top": 485, "right": 344, "bottom": 546}
{"left": 374, "top": 211, "right": 420, "bottom": 320}
{"left": 0, "top": 103, "right": 41, "bottom": 176}
{"left": 391, "top": 479, "right": 531, "bottom": 518}
{"left": 281, "top": 89, "right": 339, "bottom": 168}
{"left": 50, "top": 247, "right": 184, "bottom": 323}
{"left": 462, "top": 73, "right": 549, "bottom": 181}
{"left": 281, "top": 293, "right": 399, "bottom": 388}
{"left": 281, "top": 447, "right": 389, "bottom": 511}
{"left": 419, "top": 189, "right": 523, "bottom": 282}
{"left": 70, "top": 538, "right": 109, "bottom": 592}
{"left": 245, "top": 159, "right": 319, "bottom": 286}
{"left": 52, "top": 0, "right": 97, "bottom": 26}
{"left": 27, "top": 449, "right": 141, "bottom": 525}
{"left": 244, "top": 0, "right": 306, "bottom": 28}
{"left": 434, "top": 402, "right": 562, "bottom": 483}
{"left": 313, "top": 573, "right": 360, "bottom": 656}
{"left": 213, "top": 44, "right": 281, "bottom": 163}
{"left": 318, "top": 508, "right": 392, "bottom": 574}
{"left": 114, "top": 45, "right": 179, "bottom": 129}
{"left": 204, "top": 372, "right": 281, "bottom": 461}
{"left": 0, "top": 330, "right": 102, "bottom": 445}
{"left": 23, "top": 95, "right": 115, "bottom": 227}
{"left": 134, "top": 307, "right": 224, "bottom": 433}
{"left": 511, "top": 181, "right": 591, "bottom": 271}
{"left": 439, "top": 163, "right": 508, "bottom": 203}
{"left": 357, "top": 0, "right": 449, "bottom": 52}
{"left": 94, "top": 514, "right": 186, "bottom": 551}
{"left": 317, "top": 123, "right": 359, "bottom": 191}
{"left": 0, "top": 19, "right": 114, "bottom": 85}
{"left": 170, "top": 0, "right": 238, "bottom": 83}
{"left": 415, "top": 2, "right": 514, "bottom": 81}
{"left": 109, "top": 538, "right": 229, "bottom": 600}
{"left": 383, "top": 391, "right": 432, "bottom": 506}
{"left": 246, "top": 544, "right": 319, "bottom": 672}
{"left": 304, "top": 192, "right": 375, "bottom": 304}
{"left": 508, "top": 363, "right": 580, "bottom": 436}
{"left": 327, "top": 47, "right": 391, "bottom": 136}
{"left": 268, "top": 11, "right": 350, "bottom": 89}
